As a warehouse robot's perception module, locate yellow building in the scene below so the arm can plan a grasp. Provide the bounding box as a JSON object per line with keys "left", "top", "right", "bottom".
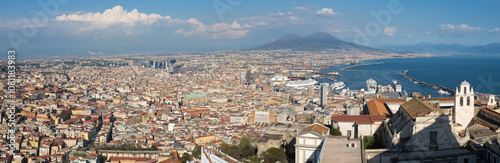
{"left": 194, "top": 135, "right": 218, "bottom": 145}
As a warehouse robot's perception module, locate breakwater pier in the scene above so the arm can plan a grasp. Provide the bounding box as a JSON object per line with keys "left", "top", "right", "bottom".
{"left": 396, "top": 70, "right": 456, "bottom": 95}
{"left": 340, "top": 62, "right": 384, "bottom": 71}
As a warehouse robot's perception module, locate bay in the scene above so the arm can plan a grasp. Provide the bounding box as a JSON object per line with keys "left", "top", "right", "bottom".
{"left": 320, "top": 55, "right": 500, "bottom": 97}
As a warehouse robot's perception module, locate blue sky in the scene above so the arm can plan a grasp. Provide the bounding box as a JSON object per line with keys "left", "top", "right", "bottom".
{"left": 1, "top": 0, "right": 500, "bottom": 57}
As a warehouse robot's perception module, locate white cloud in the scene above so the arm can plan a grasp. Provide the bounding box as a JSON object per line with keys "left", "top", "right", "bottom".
{"left": 316, "top": 8, "right": 338, "bottom": 17}
{"left": 55, "top": 5, "right": 252, "bottom": 39}
{"left": 440, "top": 24, "right": 482, "bottom": 32}
{"left": 256, "top": 22, "right": 268, "bottom": 26}
{"left": 56, "top": 5, "right": 175, "bottom": 30}
{"left": 439, "top": 24, "right": 500, "bottom": 36}
{"left": 230, "top": 21, "right": 251, "bottom": 29}
{"left": 439, "top": 24, "right": 482, "bottom": 36}
{"left": 383, "top": 26, "right": 397, "bottom": 36}
{"left": 294, "top": 7, "right": 311, "bottom": 12}
{"left": 175, "top": 20, "right": 250, "bottom": 39}
{"left": 268, "top": 12, "right": 293, "bottom": 16}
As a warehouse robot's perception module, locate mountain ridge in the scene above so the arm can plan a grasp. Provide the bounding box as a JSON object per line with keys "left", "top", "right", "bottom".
{"left": 249, "top": 32, "right": 383, "bottom": 52}
{"left": 379, "top": 42, "right": 500, "bottom": 55}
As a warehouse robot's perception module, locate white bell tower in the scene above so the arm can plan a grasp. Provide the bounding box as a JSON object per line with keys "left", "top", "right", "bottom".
{"left": 454, "top": 80, "right": 475, "bottom": 131}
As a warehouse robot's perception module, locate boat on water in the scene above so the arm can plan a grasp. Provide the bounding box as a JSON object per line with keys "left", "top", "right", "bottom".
{"left": 331, "top": 81, "right": 346, "bottom": 91}
{"left": 329, "top": 76, "right": 337, "bottom": 81}
{"left": 413, "top": 81, "right": 418, "bottom": 84}
{"left": 285, "top": 79, "right": 318, "bottom": 88}
{"left": 438, "top": 89, "right": 451, "bottom": 95}
{"left": 325, "top": 72, "right": 340, "bottom": 76}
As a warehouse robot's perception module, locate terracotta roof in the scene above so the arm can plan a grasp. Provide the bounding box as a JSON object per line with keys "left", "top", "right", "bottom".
{"left": 331, "top": 115, "right": 386, "bottom": 124}
{"left": 367, "top": 99, "right": 405, "bottom": 116}
{"left": 400, "top": 98, "right": 441, "bottom": 120}
{"left": 301, "top": 123, "right": 330, "bottom": 135}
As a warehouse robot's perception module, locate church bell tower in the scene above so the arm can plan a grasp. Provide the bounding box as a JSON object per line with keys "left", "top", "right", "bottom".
{"left": 454, "top": 80, "right": 475, "bottom": 131}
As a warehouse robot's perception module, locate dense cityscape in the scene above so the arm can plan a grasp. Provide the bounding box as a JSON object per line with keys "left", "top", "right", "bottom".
{"left": 1, "top": 49, "right": 499, "bottom": 163}
{"left": 2, "top": 1, "right": 500, "bottom": 163}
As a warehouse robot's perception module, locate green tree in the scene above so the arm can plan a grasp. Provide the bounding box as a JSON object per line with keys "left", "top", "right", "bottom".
{"left": 192, "top": 145, "right": 202, "bottom": 159}
{"left": 248, "top": 155, "right": 261, "bottom": 163}
{"left": 330, "top": 126, "right": 342, "bottom": 136}
{"left": 262, "top": 147, "right": 287, "bottom": 163}
{"left": 363, "top": 135, "right": 384, "bottom": 149}
{"left": 220, "top": 143, "right": 240, "bottom": 160}
{"left": 179, "top": 153, "right": 191, "bottom": 163}
{"left": 239, "top": 137, "right": 256, "bottom": 159}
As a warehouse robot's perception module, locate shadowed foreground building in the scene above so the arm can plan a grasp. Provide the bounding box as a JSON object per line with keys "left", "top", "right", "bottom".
{"left": 366, "top": 97, "right": 476, "bottom": 163}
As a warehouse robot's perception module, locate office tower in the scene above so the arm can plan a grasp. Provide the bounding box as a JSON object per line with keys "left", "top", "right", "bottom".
{"left": 320, "top": 83, "right": 328, "bottom": 107}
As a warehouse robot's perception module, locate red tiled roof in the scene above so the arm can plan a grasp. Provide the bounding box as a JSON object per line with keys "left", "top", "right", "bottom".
{"left": 301, "top": 123, "right": 330, "bottom": 135}
{"left": 367, "top": 99, "right": 406, "bottom": 116}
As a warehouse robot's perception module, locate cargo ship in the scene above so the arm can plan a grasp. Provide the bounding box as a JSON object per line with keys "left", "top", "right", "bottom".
{"left": 331, "top": 81, "right": 346, "bottom": 91}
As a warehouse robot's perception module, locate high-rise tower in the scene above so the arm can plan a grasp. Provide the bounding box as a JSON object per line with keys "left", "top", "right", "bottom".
{"left": 320, "top": 83, "right": 329, "bottom": 107}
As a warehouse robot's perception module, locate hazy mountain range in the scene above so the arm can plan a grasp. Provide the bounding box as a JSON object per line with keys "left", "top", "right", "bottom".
{"left": 249, "top": 32, "right": 500, "bottom": 55}
{"left": 378, "top": 42, "right": 500, "bottom": 55}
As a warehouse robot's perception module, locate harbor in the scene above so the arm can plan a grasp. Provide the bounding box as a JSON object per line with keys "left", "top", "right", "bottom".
{"left": 339, "top": 62, "right": 384, "bottom": 71}
{"left": 397, "top": 70, "right": 456, "bottom": 95}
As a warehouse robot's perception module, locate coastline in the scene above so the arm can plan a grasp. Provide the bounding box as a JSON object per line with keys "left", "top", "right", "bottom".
{"left": 321, "top": 54, "right": 500, "bottom": 97}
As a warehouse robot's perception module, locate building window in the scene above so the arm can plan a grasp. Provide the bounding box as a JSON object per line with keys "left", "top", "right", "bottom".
{"left": 467, "top": 96, "right": 471, "bottom": 106}
{"left": 464, "top": 158, "right": 468, "bottom": 163}
{"left": 464, "top": 87, "right": 467, "bottom": 94}
{"left": 460, "top": 97, "right": 464, "bottom": 106}
{"left": 429, "top": 131, "right": 438, "bottom": 151}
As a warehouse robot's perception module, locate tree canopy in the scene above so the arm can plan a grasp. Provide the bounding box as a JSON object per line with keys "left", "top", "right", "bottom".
{"left": 330, "top": 126, "right": 342, "bottom": 136}
{"left": 262, "top": 147, "right": 287, "bottom": 163}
